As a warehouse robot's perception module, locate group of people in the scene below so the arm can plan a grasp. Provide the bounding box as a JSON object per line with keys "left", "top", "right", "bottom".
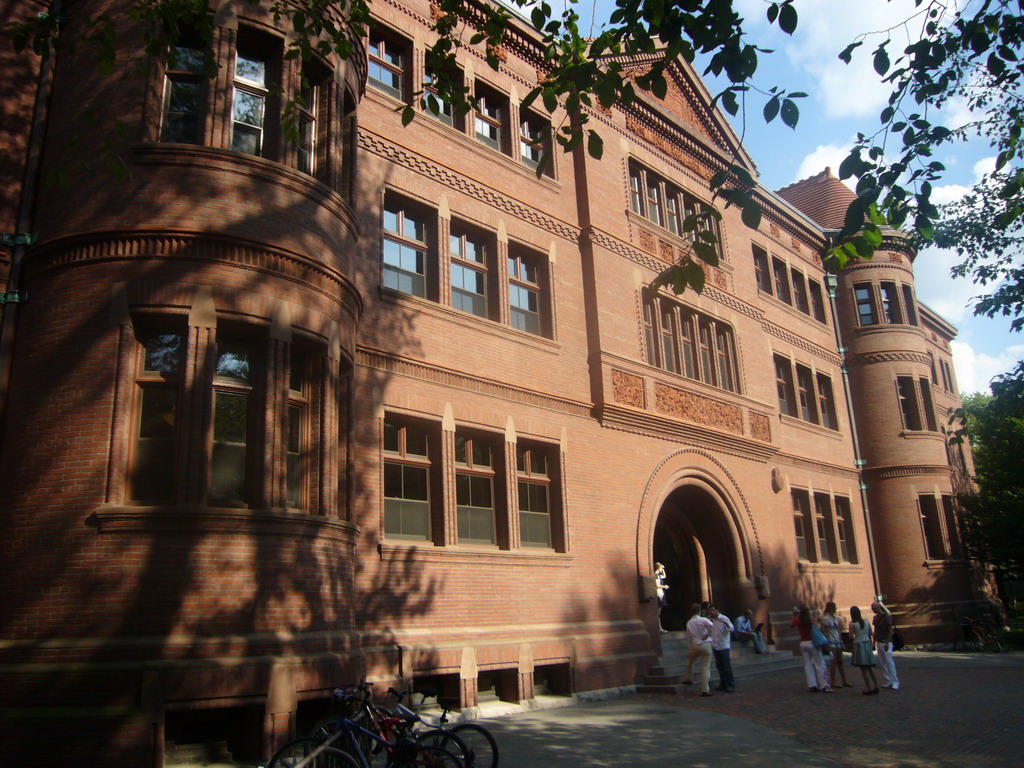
{"left": 676, "top": 598, "right": 900, "bottom": 697}
{"left": 791, "top": 600, "right": 900, "bottom": 695}
{"left": 679, "top": 602, "right": 765, "bottom": 696}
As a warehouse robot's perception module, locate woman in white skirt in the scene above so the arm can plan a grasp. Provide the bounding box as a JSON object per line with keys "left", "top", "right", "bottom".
{"left": 849, "top": 605, "right": 879, "bottom": 695}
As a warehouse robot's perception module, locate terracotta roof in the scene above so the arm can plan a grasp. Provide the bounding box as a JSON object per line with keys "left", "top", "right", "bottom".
{"left": 775, "top": 167, "right": 857, "bottom": 230}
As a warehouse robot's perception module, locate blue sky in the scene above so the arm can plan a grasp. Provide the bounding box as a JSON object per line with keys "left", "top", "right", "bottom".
{"left": 574, "top": 0, "right": 1022, "bottom": 395}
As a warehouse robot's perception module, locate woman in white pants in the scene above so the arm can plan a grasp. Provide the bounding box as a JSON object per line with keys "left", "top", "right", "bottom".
{"left": 872, "top": 601, "right": 900, "bottom": 690}
{"left": 791, "top": 606, "right": 832, "bottom": 692}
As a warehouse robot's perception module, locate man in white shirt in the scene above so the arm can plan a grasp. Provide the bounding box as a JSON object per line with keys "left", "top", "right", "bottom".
{"left": 682, "top": 602, "right": 715, "bottom": 696}
{"left": 709, "top": 603, "right": 735, "bottom": 692}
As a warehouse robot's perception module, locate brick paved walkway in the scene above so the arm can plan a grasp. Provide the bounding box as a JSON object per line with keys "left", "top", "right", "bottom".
{"left": 635, "top": 651, "right": 1024, "bottom": 768}
{"left": 484, "top": 651, "right": 1023, "bottom": 768}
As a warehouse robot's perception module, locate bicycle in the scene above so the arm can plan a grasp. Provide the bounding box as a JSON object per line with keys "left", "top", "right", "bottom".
{"left": 962, "top": 617, "right": 1006, "bottom": 652}
{"left": 396, "top": 688, "right": 499, "bottom": 768}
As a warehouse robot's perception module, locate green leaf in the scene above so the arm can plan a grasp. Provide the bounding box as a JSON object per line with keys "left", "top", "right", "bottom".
{"left": 780, "top": 98, "right": 799, "bottom": 128}
{"left": 838, "top": 41, "right": 863, "bottom": 64}
{"left": 741, "top": 199, "right": 762, "bottom": 229}
{"left": 587, "top": 130, "right": 604, "bottom": 160}
{"left": 779, "top": 3, "right": 798, "bottom": 35}
{"left": 763, "top": 95, "right": 780, "bottom": 124}
{"left": 873, "top": 47, "right": 890, "bottom": 76}
{"left": 694, "top": 241, "right": 720, "bottom": 268}
{"left": 400, "top": 105, "right": 415, "bottom": 126}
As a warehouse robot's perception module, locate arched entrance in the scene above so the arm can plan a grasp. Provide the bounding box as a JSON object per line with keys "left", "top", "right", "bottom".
{"left": 653, "top": 482, "right": 743, "bottom": 631}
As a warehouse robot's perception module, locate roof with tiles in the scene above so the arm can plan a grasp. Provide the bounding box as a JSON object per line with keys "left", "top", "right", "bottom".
{"left": 775, "top": 167, "right": 857, "bottom": 230}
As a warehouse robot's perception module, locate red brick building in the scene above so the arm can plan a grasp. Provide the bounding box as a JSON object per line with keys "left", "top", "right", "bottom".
{"left": 0, "top": 0, "right": 994, "bottom": 764}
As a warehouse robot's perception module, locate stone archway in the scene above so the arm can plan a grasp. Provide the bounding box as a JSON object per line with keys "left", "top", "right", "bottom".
{"left": 653, "top": 482, "right": 746, "bottom": 631}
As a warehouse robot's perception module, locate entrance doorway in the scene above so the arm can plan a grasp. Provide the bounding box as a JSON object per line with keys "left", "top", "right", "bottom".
{"left": 653, "top": 483, "right": 741, "bottom": 631}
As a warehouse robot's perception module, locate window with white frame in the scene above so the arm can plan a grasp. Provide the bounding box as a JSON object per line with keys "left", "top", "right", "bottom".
{"left": 383, "top": 418, "right": 432, "bottom": 541}
{"left": 629, "top": 162, "right": 720, "bottom": 252}
{"left": 474, "top": 83, "right": 508, "bottom": 152}
{"left": 450, "top": 225, "right": 490, "bottom": 319}
{"left": 382, "top": 198, "right": 430, "bottom": 298}
{"left": 161, "top": 44, "right": 206, "bottom": 144}
{"left": 517, "top": 444, "right": 552, "bottom": 547}
{"left": 130, "top": 330, "right": 183, "bottom": 501}
{"left": 368, "top": 31, "right": 407, "bottom": 99}
{"left": 642, "top": 293, "right": 739, "bottom": 392}
{"left": 232, "top": 49, "right": 272, "bottom": 157}
{"left": 508, "top": 246, "right": 546, "bottom": 336}
{"left": 519, "top": 110, "right": 550, "bottom": 173}
{"left": 455, "top": 432, "right": 498, "bottom": 545}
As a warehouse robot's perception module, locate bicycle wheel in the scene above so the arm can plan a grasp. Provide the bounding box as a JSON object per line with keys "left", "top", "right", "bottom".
{"left": 450, "top": 723, "right": 498, "bottom": 768}
{"left": 415, "top": 729, "right": 470, "bottom": 766}
{"left": 397, "top": 744, "right": 464, "bottom": 768}
{"left": 269, "top": 737, "right": 362, "bottom": 768}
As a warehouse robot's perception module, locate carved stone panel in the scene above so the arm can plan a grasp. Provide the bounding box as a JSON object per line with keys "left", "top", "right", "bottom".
{"left": 612, "top": 369, "right": 646, "bottom": 409}
{"left": 750, "top": 412, "right": 772, "bottom": 442}
{"left": 639, "top": 230, "right": 656, "bottom": 253}
{"left": 654, "top": 383, "right": 743, "bottom": 434}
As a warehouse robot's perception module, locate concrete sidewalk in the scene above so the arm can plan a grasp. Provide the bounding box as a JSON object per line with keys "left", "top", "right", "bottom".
{"left": 481, "top": 651, "right": 1024, "bottom": 768}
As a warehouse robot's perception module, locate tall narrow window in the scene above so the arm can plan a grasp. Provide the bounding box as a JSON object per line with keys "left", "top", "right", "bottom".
{"left": 456, "top": 433, "right": 496, "bottom": 545}
{"left": 816, "top": 373, "right": 839, "bottom": 430}
{"left": 902, "top": 284, "right": 918, "bottom": 325}
{"left": 753, "top": 246, "right": 772, "bottom": 294}
{"left": 679, "top": 313, "right": 698, "bottom": 379}
{"left": 715, "top": 326, "right": 735, "bottom": 392}
{"left": 629, "top": 170, "right": 643, "bottom": 215}
{"left": 645, "top": 175, "right": 663, "bottom": 227}
{"left": 296, "top": 79, "right": 317, "bottom": 176}
{"left": 517, "top": 445, "right": 551, "bottom": 547}
{"left": 791, "top": 269, "right": 810, "bottom": 314}
{"left": 232, "top": 52, "right": 269, "bottom": 156}
{"left": 660, "top": 306, "right": 679, "bottom": 374}
{"left": 775, "top": 355, "right": 797, "bottom": 417}
{"left": 210, "top": 340, "right": 254, "bottom": 505}
{"left": 665, "top": 192, "right": 682, "bottom": 236}
{"left": 897, "top": 375, "right": 922, "bottom": 431}
{"left": 772, "top": 258, "right": 792, "bottom": 304}
{"left": 475, "top": 85, "right": 506, "bottom": 151}
{"left": 450, "top": 228, "right": 488, "bottom": 318}
{"left": 941, "top": 495, "right": 962, "bottom": 558}
{"left": 919, "top": 378, "right": 938, "bottom": 431}
{"left": 834, "top": 496, "right": 857, "bottom": 563}
{"left": 880, "top": 282, "right": 903, "bottom": 323}
{"left": 519, "top": 111, "right": 549, "bottom": 171}
{"left": 808, "top": 279, "right": 827, "bottom": 323}
{"left": 383, "top": 201, "right": 428, "bottom": 298}
{"left": 854, "top": 284, "right": 877, "bottom": 326}
{"left": 383, "top": 419, "right": 432, "bottom": 540}
{"left": 643, "top": 296, "right": 658, "bottom": 366}
{"left": 131, "top": 331, "right": 183, "bottom": 501}
{"left": 286, "top": 348, "right": 309, "bottom": 509}
{"left": 368, "top": 34, "right": 405, "bottom": 98}
{"left": 814, "top": 493, "right": 838, "bottom": 562}
{"left": 698, "top": 322, "right": 716, "bottom": 386}
{"left": 796, "top": 365, "right": 819, "bottom": 424}
{"left": 508, "top": 249, "right": 543, "bottom": 335}
{"left": 792, "top": 489, "right": 814, "bottom": 561}
{"left": 162, "top": 45, "right": 205, "bottom": 144}
{"left": 919, "top": 494, "right": 947, "bottom": 559}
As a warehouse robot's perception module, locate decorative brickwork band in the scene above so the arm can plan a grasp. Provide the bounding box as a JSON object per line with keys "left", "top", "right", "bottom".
{"left": 654, "top": 382, "right": 743, "bottom": 434}
{"left": 611, "top": 369, "right": 646, "bottom": 409}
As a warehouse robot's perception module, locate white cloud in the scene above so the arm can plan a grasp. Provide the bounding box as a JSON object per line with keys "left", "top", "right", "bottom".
{"left": 950, "top": 342, "right": 1024, "bottom": 395}
{"left": 791, "top": 142, "right": 856, "bottom": 186}
{"left": 913, "top": 244, "right": 976, "bottom": 322}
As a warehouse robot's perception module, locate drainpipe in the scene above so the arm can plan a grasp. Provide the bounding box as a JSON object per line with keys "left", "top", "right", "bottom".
{"left": 0, "top": 3, "right": 61, "bottom": 432}
{"left": 824, "top": 261, "right": 882, "bottom": 599}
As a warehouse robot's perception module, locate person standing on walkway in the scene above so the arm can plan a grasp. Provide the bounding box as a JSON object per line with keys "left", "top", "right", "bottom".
{"left": 654, "top": 562, "right": 670, "bottom": 633}
{"left": 872, "top": 601, "right": 900, "bottom": 690}
{"left": 849, "top": 605, "right": 880, "bottom": 695}
{"left": 791, "top": 605, "right": 832, "bottom": 692}
{"left": 708, "top": 604, "right": 735, "bottom": 692}
{"left": 682, "top": 602, "right": 715, "bottom": 697}
{"left": 822, "top": 601, "right": 852, "bottom": 688}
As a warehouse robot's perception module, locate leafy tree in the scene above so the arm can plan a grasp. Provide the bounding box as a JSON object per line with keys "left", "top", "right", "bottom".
{"left": 955, "top": 372, "right": 1024, "bottom": 580}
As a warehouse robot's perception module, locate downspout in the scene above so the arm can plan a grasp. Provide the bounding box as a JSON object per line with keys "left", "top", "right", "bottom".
{"left": 0, "top": 3, "right": 62, "bottom": 432}
{"left": 824, "top": 249, "right": 882, "bottom": 600}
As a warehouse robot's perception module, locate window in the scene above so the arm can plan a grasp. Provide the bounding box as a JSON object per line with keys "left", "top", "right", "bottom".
{"left": 642, "top": 294, "right": 739, "bottom": 391}
{"left": 643, "top": 300, "right": 657, "bottom": 366}
{"left": 628, "top": 162, "right": 720, "bottom": 255}
{"left": 897, "top": 375, "right": 923, "bottom": 431}
{"left": 929, "top": 353, "right": 939, "bottom": 385}
{"left": 296, "top": 76, "right": 318, "bottom": 176}
{"left": 792, "top": 489, "right": 815, "bottom": 561}
{"left": 161, "top": 45, "right": 205, "bottom": 144}
{"left": 232, "top": 50, "right": 271, "bottom": 156}
{"left": 816, "top": 373, "right": 839, "bottom": 430}
{"left": 902, "top": 284, "right": 918, "bottom": 325}
{"left": 880, "top": 282, "right": 903, "bottom": 324}
{"left": 814, "top": 493, "right": 838, "bottom": 563}
{"left": 775, "top": 355, "right": 797, "bottom": 417}
{"left": 383, "top": 199, "right": 429, "bottom": 298}
{"left": 808, "top": 279, "right": 827, "bottom": 323}
{"left": 834, "top": 496, "right": 857, "bottom": 563}
{"left": 210, "top": 339, "right": 257, "bottom": 505}
{"left": 286, "top": 348, "right": 309, "bottom": 508}
{"left": 854, "top": 284, "right": 877, "bottom": 326}
{"left": 508, "top": 247, "right": 545, "bottom": 336}
{"left": 424, "top": 68, "right": 457, "bottom": 126}
{"left": 772, "top": 258, "right": 792, "bottom": 304}
{"left": 940, "top": 359, "right": 955, "bottom": 393}
{"left": 791, "top": 269, "right": 809, "bottom": 314}
{"left": 368, "top": 32, "right": 406, "bottom": 98}
{"left": 941, "top": 495, "right": 962, "bottom": 558}
{"left": 919, "top": 378, "right": 938, "bottom": 431}
{"left": 796, "top": 365, "right": 819, "bottom": 424}
{"left": 517, "top": 445, "right": 551, "bottom": 547}
{"left": 456, "top": 433, "right": 497, "bottom": 545}
{"left": 475, "top": 83, "right": 507, "bottom": 152}
{"left": 519, "top": 111, "right": 550, "bottom": 173}
{"left": 450, "top": 227, "right": 489, "bottom": 318}
{"left": 130, "top": 331, "right": 183, "bottom": 501}
{"left": 753, "top": 246, "right": 772, "bottom": 294}
{"left": 383, "top": 419, "right": 432, "bottom": 541}
{"left": 919, "top": 494, "right": 947, "bottom": 560}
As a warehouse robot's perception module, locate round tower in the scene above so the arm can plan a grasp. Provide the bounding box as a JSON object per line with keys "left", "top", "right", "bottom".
{"left": 0, "top": 2, "right": 365, "bottom": 764}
